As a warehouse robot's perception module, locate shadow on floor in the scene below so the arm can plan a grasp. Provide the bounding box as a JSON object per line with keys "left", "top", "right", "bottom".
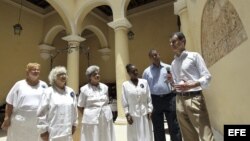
{"left": 0, "top": 129, "right": 7, "bottom": 137}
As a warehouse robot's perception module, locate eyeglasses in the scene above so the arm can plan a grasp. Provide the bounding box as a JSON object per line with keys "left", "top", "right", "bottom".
{"left": 91, "top": 72, "right": 100, "bottom": 77}
{"left": 57, "top": 73, "right": 67, "bottom": 77}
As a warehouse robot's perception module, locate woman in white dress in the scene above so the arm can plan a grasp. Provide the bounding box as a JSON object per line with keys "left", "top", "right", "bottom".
{"left": 78, "top": 65, "right": 116, "bottom": 141}
{"left": 122, "top": 64, "right": 154, "bottom": 141}
{"left": 37, "top": 66, "right": 78, "bottom": 141}
{"left": 1, "top": 63, "right": 48, "bottom": 141}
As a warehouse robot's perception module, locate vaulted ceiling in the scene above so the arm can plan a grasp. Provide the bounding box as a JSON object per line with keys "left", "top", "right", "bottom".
{"left": 26, "top": 0, "right": 159, "bottom": 11}
{"left": 26, "top": 0, "right": 50, "bottom": 9}
{"left": 10, "top": 0, "right": 174, "bottom": 16}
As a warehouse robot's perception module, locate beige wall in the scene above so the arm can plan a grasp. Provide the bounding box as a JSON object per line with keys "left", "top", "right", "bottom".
{"left": 128, "top": 5, "right": 178, "bottom": 77}
{"left": 79, "top": 35, "right": 116, "bottom": 85}
{"left": 81, "top": 13, "right": 109, "bottom": 36}
{"left": 0, "top": 1, "right": 48, "bottom": 105}
{"left": 80, "top": 13, "right": 115, "bottom": 85}
{"left": 43, "top": 13, "right": 65, "bottom": 36}
{"left": 51, "top": 31, "right": 68, "bottom": 68}
{"left": 185, "top": 0, "right": 250, "bottom": 134}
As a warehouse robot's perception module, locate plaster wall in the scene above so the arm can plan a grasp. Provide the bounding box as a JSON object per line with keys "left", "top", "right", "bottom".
{"left": 185, "top": 0, "right": 250, "bottom": 134}
{"left": 128, "top": 5, "right": 178, "bottom": 76}
{"left": 0, "top": 1, "right": 46, "bottom": 105}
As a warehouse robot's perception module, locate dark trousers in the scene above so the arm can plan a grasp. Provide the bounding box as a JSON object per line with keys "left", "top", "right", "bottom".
{"left": 151, "top": 93, "right": 182, "bottom": 141}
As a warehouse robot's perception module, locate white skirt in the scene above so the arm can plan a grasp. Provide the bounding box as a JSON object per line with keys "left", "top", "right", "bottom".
{"left": 127, "top": 115, "right": 154, "bottom": 141}
{"left": 80, "top": 112, "right": 116, "bottom": 141}
{"left": 7, "top": 109, "right": 39, "bottom": 141}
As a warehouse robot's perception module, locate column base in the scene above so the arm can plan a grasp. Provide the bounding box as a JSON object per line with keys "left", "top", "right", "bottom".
{"left": 114, "top": 117, "right": 127, "bottom": 125}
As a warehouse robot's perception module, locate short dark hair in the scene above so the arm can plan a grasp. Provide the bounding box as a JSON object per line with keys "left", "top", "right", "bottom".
{"left": 126, "top": 64, "right": 134, "bottom": 73}
{"left": 148, "top": 49, "right": 157, "bottom": 56}
{"left": 171, "top": 32, "right": 186, "bottom": 45}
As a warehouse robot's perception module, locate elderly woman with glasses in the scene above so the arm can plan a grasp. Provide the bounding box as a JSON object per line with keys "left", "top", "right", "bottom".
{"left": 78, "top": 65, "right": 115, "bottom": 141}
{"left": 37, "top": 66, "right": 78, "bottom": 141}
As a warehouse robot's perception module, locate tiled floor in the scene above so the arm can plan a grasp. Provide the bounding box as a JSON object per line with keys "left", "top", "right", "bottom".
{"left": 0, "top": 130, "right": 6, "bottom": 141}
{"left": 0, "top": 124, "right": 170, "bottom": 141}
{"left": 0, "top": 123, "right": 223, "bottom": 141}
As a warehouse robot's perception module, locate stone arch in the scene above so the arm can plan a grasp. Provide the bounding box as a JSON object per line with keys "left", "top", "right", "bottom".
{"left": 201, "top": 0, "right": 247, "bottom": 67}
{"left": 43, "top": 25, "right": 66, "bottom": 44}
{"left": 46, "top": 0, "right": 74, "bottom": 34}
{"left": 75, "top": 0, "right": 132, "bottom": 34}
{"left": 81, "top": 25, "right": 108, "bottom": 48}
{"left": 121, "top": 0, "right": 131, "bottom": 18}
{"left": 75, "top": 0, "right": 112, "bottom": 34}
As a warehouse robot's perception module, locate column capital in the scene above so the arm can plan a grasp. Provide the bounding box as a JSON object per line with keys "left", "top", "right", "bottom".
{"left": 38, "top": 44, "right": 55, "bottom": 60}
{"left": 62, "top": 35, "right": 85, "bottom": 53}
{"left": 38, "top": 43, "right": 55, "bottom": 49}
{"left": 108, "top": 18, "right": 132, "bottom": 30}
{"left": 62, "top": 34, "right": 85, "bottom": 43}
{"left": 98, "top": 47, "right": 111, "bottom": 61}
{"left": 174, "top": 0, "right": 187, "bottom": 15}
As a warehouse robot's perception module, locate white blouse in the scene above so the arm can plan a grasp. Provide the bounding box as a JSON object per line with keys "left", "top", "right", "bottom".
{"left": 122, "top": 78, "right": 153, "bottom": 117}
{"left": 37, "top": 86, "right": 78, "bottom": 138}
{"left": 6, "top": 79, "right": 47, "bottom": 110}
{"left": 78, "top": 83, "right": 113, "bottom": 124}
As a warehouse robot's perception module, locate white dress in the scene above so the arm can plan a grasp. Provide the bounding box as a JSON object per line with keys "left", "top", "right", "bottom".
{"left": 6, "top": 80, "right": 48, "bottom": 141}
{"left": 37, "top": 86, "right": 78, "bottom": 141}
{"left": 122, "top": 78, "right": 154, "bottom": 141}
{"left": 78, "top": 83, "right": 116, "bottom": 141}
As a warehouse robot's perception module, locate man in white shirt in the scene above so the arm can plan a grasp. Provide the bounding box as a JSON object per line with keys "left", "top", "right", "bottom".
{"left": 169, "top": 32, "right": 214, "bottom": 141}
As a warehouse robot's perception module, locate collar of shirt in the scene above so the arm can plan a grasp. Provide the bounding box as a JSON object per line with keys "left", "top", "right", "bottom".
{"left": 54, "top": 86, "right": 67, "bottom": 94}
{"left": 150, "top": 62, "right": 165, "bottom": 69}
{"left": 88, "top": 83, "right": 101, "bottom": 91}
{"left": 175, "top": 50, "right": 188, "bottom": 60}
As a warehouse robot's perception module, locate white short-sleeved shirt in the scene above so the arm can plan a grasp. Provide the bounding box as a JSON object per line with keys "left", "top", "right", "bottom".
{"left": 5, "top": 79, "right": 47, "bottom": 141}
{"left": 78, "top": 83, "right": 113, "bottom": 124}
{"left": 6, "top": 79, "right": 48, "bottom": 110}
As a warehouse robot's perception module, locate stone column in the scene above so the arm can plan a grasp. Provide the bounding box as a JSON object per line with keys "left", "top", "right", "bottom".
{"left": 62, "top": 35, "right": 85, "bottom": 141}
{"left": 38, "top": 44, "right": 57, "bottom": 70}
{"left": 62, "top": 35, "right": 85, "bottom": 94}
{"left": 174, "top": 0, "right": 194, "bottom": 51}
{"left": 38, "top": 44, "right": 56, "bottom": 60}
{"left": 108, "top": 18, "right": 131, "bottom": 124}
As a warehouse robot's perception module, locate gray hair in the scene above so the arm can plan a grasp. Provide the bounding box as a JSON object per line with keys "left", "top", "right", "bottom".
{"left": 48, "top": 66, "right": 67, "bottom": 85}
{"left": 86, "top": 65, "right": 100, "bottom": 79}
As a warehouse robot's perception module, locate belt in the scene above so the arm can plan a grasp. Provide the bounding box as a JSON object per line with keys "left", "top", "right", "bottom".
{"left": 176, "top": 91, "right": 202, "bottom": 97}
{"left": 152, "top": 92, "right": 174, "bottom": 98}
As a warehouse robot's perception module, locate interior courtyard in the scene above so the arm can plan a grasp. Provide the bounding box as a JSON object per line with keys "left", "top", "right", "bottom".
{"left": 1, "top": 0, "right": 250, "bottom": 140}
